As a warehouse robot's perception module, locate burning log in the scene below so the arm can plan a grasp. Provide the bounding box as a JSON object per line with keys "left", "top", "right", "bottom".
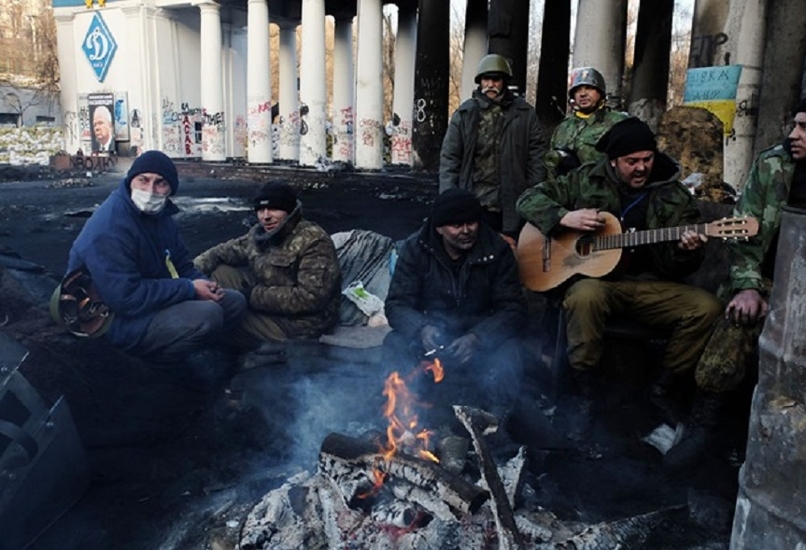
{"left": 454, "top": 405, "right": 526, "bottom": 550}
{"left": 318, "top": 432, "right": 488, "bottom": 519}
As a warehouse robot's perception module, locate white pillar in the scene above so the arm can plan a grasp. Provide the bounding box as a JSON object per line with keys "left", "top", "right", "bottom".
{"left": 718, "top": 0, "right": 767, "bottom": 189}
{"left": 354, "top": 0, "right": 384, "bottom": 170}
{"left": 299, "top": 0, "right": 328, "bottom": 167}
{"left": 224, "top": 23, "right": 248, "bottom": 159}
{"left": 247, "top": 0, "right": 273, "bottom": 164}
{"left": 331, "top": 16, "right": 355, "bottom": 164}
{"left": 198, "top": 1, "right": 226, "bottom": 161}
{"left": 390, "top": 6, "right": 416, "bottom": 166}
{"left": 277, "top": 22, "right": 299, "bottom": 162}
{"left": 573, "top": 0, "right": 627, "bottom": 105}
{"left": 461, "top": 0, "right": 487, "bottom": 100}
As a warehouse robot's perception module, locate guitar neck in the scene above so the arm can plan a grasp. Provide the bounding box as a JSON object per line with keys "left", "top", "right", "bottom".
{"left": 595, "top": 223, "right": 707, "bottom": 250}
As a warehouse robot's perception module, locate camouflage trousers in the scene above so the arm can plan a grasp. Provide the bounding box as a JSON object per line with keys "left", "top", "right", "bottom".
{"left": 210, "top": 264, "right": 287, "bottom": 349}
{"left": 695, "top": 316, "right": 763, "bottom": 393}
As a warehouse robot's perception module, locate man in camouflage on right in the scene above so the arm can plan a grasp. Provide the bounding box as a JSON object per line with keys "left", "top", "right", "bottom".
{"left": 665, "top": 98, "right": 806, "bottom": 470}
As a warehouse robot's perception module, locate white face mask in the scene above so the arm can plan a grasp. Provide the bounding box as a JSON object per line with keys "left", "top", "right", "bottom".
{"left": 131, "top": 188, "right": 168, "bottom": 215}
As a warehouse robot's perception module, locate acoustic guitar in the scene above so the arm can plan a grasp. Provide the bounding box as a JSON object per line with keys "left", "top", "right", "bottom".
{"left": 516, "top": 211, "right": 759, "bottom": 292}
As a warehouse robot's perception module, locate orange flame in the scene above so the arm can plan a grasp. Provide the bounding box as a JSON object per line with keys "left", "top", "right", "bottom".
{"left": 380, "top": 359, "right": 444, "bottom": 464}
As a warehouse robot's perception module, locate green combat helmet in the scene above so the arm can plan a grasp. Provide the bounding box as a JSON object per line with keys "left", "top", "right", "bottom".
{"left": 475, "top": 54, "right": 513, "bottom": 84}
{"left": 49, "top": 267, "right": 114, "bottom": 338}
{"left": 568, "top": 67, "right": 606, "bottom": 101}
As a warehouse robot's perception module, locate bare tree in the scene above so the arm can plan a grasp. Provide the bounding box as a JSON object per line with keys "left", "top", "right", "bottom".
{"left": 0, "top": 0, "right": 60, "bottom": 125}
{"left": 448, "top": 2, "right": 465, "bottom": 114}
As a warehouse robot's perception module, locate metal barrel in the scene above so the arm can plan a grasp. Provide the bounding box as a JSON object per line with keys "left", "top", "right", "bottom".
{"left": 731, "top": 206, "right": 806, "bottom": 549}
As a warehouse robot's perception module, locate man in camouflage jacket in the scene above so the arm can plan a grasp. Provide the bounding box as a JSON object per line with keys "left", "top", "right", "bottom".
{"left": 674, "top": 100, "right": 806, "bottom": 469}
{"left": 546, "top": 67, "right": 627, "bottom": 178}
{"left": 194, "top": 182, "right": 341, "bottom": 351}
{"left": 439, "top": 54, "right": 547, "bottom": 238}
{"left": 517, "top": 118, "right": 721, "bottom": 440}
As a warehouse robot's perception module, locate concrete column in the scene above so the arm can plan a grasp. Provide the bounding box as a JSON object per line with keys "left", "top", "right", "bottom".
{"left": 298, "top": 0, "right": 327, "bottom": 167}
{"left": 331, "top": 15, "right": 354, "bottom": 164}
{"left": 488, "top": 0, "right": 529, "bottom": 94}
{"left": 354, "top": 0, "right": 385, "bottom": 170}
{"left": 630, "top": 0, "right": 674, "bottom": 129}
{"left": 753, "top": 0, "right": 806, "bottom": 157}
{"left": 276, "top": 21, "right": 299, "bottom": 162}
{"left": 573, "top": 0, "right": 627, "bottom": 108}
{"left": 390, "top": 5, "right": 417, "bottom": 166}
{"left": 535, "top": 0, "right": 572, "bottom": 134}
{"left": 247, "top": 0, "right": 272, "bottom": 164}
{"left": 224, "top": 23, "right": 248, "bottom": 159}
{"left": 54, "top": 12, "right": 80, "bottom": 154}
{"left": 705, "top": 0, "right": 767, "bottom": 189}
{"left": 197, "top": 1, "right": 226, "bottom": 161}
{"left": 461, "top": 0, "right": 487, "bottom": 100}
{"left": 411, "top": 0, "right": 449, "bottom": 171}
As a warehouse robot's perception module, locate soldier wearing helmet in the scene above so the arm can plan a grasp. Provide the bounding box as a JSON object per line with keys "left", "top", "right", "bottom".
{"left": 545, "top": 67, "right": 627, "bottom": 178}
{"left": 440, "top": 54, "right": 547, "bottom": 238}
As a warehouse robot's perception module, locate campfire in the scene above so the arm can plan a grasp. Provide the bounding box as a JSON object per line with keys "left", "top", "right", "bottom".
{"left": 237, "top": 359, "right": 678, "bottom": 549}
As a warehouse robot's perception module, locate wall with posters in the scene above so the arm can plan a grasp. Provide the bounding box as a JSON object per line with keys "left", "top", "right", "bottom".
{"left": 53, "top": 3, "right": 247, "bottom": 160}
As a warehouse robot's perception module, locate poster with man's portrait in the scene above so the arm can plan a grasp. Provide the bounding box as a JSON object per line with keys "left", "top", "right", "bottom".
{"left": 88, "top": 93, "right": 116, "bottom": 153}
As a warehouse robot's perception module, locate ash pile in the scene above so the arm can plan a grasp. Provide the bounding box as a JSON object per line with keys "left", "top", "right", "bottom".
{"left": 238, "top": 361, "right": 680, "bottom": 550}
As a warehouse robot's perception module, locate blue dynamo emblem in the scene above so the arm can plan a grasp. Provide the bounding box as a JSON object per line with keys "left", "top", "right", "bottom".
{"left": 82, "top": 12, "right": 117, "bottom": 82}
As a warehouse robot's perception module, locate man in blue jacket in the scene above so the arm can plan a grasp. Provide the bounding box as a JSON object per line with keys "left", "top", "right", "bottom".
{"left": 65, "top": 150, "right": 246, "bottom": 364}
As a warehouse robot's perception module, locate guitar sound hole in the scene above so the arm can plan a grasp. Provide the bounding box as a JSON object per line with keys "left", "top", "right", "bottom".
{"left": 576, "top": 236, "right": 594, "bottom": 257}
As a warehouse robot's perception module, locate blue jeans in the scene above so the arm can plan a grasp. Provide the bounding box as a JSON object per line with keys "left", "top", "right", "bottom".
{"left": 139, "top": 289, "right": 247, "bottom": 363}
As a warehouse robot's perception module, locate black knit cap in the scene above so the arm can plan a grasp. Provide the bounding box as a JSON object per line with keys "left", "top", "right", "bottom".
{"left": 253, "top": 181, "right": 298, "bottom": 213}
{"left": 792, "top": 98, "right": 806, "bottom": 117}
{"left": 430, "top": 189, "right": 483, "bottom": 227}
{"left": 127, "top": 150, "right": 179, "bottom": 195}
{"left": 595, "top": 117, "right": 657, "bottom": 160}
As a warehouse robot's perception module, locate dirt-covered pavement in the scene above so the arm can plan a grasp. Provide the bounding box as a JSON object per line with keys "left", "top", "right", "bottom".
{"left": 0, "top": 163, "right": 740, "bottom": 550}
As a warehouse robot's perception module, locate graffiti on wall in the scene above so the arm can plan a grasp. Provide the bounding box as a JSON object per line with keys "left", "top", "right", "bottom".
{"left": 247, "top": 100, "right": 272, "bottom": 150}
{"left": 162, "top": 99, "right": 203, "bottom": 157}
{"left": 689, "top": 33, "right": 729, "bottom": 68}
{"left": 234, "top": 114, "right": 247, "bottom": 157}
{"left": 202, "top": 109, "right": 225, "bottom": 156}
{"left": 278, "top": 110, "right": 300, "bottom": 152}
{"left": 390, "top": 118, "right": 412, "bottom": 165}
{"left": 359, "top": 117, "right": 382, "bottom": 149}
{"left": 333, "top": 105, "right": 354, "bottom": 161}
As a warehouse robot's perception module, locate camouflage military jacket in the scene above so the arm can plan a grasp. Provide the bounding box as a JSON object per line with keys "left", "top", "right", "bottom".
{"left": 727, "top": 144, "right": 795, "bottom": 296}
{"left": 194, "top": 208, "right": 341, "bottom": 337}
{"left": 517, "top": 153, "right": 704, "bottom": 280}
{"left": 546, "top": 109, "right": 627, "bottom": 177}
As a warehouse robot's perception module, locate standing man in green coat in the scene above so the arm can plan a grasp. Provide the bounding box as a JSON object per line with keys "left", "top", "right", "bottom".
{"left": 194, "top": 181, "right": 341, "bottom": 364}
{"left": 517, "top": 117, "right": 722, "bottom": 438}
{"left": 545, "top": 67, "right": 627, "bottom": 178}
{"left": 439, "top": 54, "right": 547, "bottom": 239}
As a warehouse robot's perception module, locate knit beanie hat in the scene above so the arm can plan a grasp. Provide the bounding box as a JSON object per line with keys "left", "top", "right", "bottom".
{"left": 792, "top": 98, "right": 806, "bottom": 117}
{"left": 430, "top": 189, "right": 483, "bottom": 227}
{"left": 253, "top": 181, "right": 298, "bottom": 213}
{"left": 126, "top": 150, "right": 179, "bottom": 195}
{"left": 595, "top": 117, "right": 657, "bottom": 160}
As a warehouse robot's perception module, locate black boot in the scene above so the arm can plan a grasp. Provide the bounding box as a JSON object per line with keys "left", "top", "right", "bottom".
{"left": 664, "top": 390, "right": 724, "bottom": 470}
{"left": 566, "top": 369, "right": 598, "bottom": 442}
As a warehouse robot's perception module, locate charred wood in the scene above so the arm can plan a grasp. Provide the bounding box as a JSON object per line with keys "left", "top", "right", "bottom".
{"left": 318, "top": 432, "right": 488, "bottom": 518}
{"left": 454, "top": 405, "right": 526, "bottom": 550}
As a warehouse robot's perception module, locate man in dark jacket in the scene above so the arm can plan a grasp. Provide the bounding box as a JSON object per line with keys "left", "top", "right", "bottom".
{"left": 384, "top": 189, "right": 527, "bottom": 420}
{"left": 517, "top": 118, "right": 722, "bottom": 437}
{"left": 65, "top": 151, "right": 247, "bottom": 364}
{"left": 439, "top": 54, "right": 547, "bottom": 238}
{"left": 194, "top": 181, "right": 341, "bottom": 355}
